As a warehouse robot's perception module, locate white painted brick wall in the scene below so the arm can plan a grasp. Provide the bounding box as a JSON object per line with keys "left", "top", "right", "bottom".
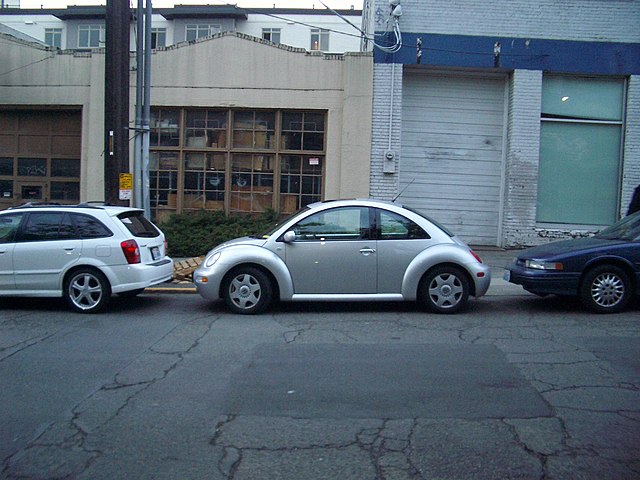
{"left": 622, "top": 75, "right": 640, "bottom": 214}
{"left": 370, "top": 63, "right": 403, "bottom": 200}
{"left": 502, "top": 70, "right": 542, "bottom": 247}
{"left": 373, "top": 0, "right": 640, "bottom": 43}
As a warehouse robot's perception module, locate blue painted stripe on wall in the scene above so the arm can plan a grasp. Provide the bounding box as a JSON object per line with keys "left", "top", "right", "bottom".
{"left": 374, "top": 32, "right": 640, "bottom": 75}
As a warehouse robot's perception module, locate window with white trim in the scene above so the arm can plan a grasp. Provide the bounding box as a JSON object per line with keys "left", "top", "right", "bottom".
{"left": 78, "top": 24, "right": 105, "bottom": 48}
{"left": 44, "top": 28, "right": 62, "bottom": 48}
{"left": 186, "top": 24, "right": 221, "bottom": 41}
{"left": 310, "top": 28, "right": 329, "bottom": 51}
{"left": 262, "top": 28, "right": 281, "bottom": 44}
{"left": 151, "top": 28, "right": 166, "bottom": 49}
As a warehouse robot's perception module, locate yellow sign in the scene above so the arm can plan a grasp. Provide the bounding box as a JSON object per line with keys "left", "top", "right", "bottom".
{"left": 119, "top": 173, "right": 133, "bottom": 190}
{"left": 119, "top": 173, "right": 133, "bottom": 200}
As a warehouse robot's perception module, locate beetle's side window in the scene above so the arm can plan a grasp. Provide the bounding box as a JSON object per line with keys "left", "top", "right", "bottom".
{"left": 293, "top": 207, "right": 370, "bottom": 240}
{"left": 379, "top": 210, "right": 430, "bottom": 240}
{"left": 0, "top": 213, "right": 24, "bottom": 244}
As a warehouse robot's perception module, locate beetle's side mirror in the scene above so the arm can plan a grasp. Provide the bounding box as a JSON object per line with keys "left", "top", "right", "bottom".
{"left": 283, "top": 231, "right": 296, "bottom": 243}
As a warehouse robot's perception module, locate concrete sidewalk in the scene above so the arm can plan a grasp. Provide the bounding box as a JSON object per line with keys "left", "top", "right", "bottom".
{"left": 147, "top": 248, "right": 527, "bottom": 296}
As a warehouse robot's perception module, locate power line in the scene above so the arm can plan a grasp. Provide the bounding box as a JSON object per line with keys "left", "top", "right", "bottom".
{"left": 0, "top": 52, "right": 54, "bottom": 76}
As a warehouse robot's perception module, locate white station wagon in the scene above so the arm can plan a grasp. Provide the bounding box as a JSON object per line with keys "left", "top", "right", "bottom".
{"left": 0, "top": 203, "right": 173, "bottom": 313}
{"left": 194, "top": 199, "right": 491, "bottom": 314}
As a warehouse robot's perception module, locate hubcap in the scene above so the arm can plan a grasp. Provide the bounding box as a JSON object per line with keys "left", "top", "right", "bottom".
{"left": 591, "top": 273, "right": 624, "bottom": 308}
{"left": 69, "top": 273, "right": 103, "bottom": 310}
{"left": 229, "top": 273, "right": 261, "bottom": 310}
{"left": 429, "top": 273, "right": 463, "bottom": 308}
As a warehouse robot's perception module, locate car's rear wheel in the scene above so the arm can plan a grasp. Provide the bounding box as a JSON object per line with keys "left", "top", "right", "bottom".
{"left": 223, "top": 267, "right": 272, "bottom": 314}
{"left": 419, "top": 265, "right": 469, "bottom": 314}
{"left": 64, "top": 268, "right": 111, "bottom": 313}
{"left": 580, "top": 264, "right": 631, "bottom": 313}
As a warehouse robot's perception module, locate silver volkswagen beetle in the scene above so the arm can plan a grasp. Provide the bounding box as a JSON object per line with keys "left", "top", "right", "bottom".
{"left": 194, "top": 199, "right": 491, "bottom": 314}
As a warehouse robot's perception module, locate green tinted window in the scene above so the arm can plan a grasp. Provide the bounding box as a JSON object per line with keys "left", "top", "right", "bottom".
{"left": 538, "top": 76, "right": 624, "bottom": 225}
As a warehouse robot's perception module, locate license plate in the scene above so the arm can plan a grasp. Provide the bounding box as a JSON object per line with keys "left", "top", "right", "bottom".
{"left": 503, "top": 269, "right": 511, "bottom": 282}
{"left": 151, "top": 246, "right": 160, "bottom": 261}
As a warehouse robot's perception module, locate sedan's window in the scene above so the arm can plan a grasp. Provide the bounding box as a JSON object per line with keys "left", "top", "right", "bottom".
{"left": 293, "top": 207, "right": 369, "bottom": 240}
{"left": 0, "top": 213, "right": 24, "bottom": 243}
{"left": 379, "top": 210, "right": 430, "bottom": 240}
{"left": 72, "top": 213, "right": 113, "bottom": 239}
{"left": 118, "top": 212, "right": 160, "bottom": 238}
{"left": 18, "top": 212, "right": 76, "bottom": 242}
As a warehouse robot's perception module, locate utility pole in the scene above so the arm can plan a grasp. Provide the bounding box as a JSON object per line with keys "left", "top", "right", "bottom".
{"left": 134, "top": 0, "right": 152, "bottom": 217}
{"left": 105, "top": 0, "right": 130, "bottom": 205}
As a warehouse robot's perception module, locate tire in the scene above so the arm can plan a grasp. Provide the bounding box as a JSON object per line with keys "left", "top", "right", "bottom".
{"left": 580, "top": 265, "right": 631, "bottom": 314}
{"left": 118, "top": 288, "right": 145, "bottom": 298}
{"left": 64, "top": 268, "right": 111, "bottom": 314}
{"left": 419, "top": 265, "right": 469, "bottom": 314}
{"left": 222, "top": 267, "right": 272, "bottom": 315}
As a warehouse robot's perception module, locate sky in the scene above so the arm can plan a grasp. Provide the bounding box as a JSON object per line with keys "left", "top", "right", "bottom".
{"left": 19, "top": 0, "right": 362, "bottom": 10}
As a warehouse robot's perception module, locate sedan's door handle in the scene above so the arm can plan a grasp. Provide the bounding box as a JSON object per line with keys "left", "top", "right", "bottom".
{"left": 359, "top": 247, "right": 376, "bottom": 255}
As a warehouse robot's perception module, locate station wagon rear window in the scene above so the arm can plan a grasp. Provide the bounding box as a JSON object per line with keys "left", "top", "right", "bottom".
{"left": 118, "top": 212, "right": 160, "bottom": 238}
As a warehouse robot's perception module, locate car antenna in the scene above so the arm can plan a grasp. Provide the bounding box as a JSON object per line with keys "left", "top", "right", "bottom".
{"left": 392, "top": 178, "right": 415, "bottom": 203}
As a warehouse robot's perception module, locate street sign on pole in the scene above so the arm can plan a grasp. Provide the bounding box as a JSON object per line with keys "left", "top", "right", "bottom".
{"left": 119, "top": 173, "right": 133, "bottom": 200}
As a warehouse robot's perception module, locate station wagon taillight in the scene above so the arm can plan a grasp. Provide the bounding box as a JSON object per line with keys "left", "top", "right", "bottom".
{"left": 121, "top": 239, "right": 141, "bottom": 264}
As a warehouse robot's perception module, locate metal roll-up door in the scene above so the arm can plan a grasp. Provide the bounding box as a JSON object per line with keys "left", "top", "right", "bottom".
{"left": 399, "top": 71, "right": 506, "bottom": 246}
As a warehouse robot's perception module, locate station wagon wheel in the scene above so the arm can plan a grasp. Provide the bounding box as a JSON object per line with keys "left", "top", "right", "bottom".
{"left": 223, "top": 267, "right": 273, "bottom": 315}
{"left": 64, "top": 268, "right": 111, "bottom": 314}
{"left": 580, "top": 265, "right": 631, "bottom": 314}
{"left": 419, "top": 266, "right": 469, "bottom": 314}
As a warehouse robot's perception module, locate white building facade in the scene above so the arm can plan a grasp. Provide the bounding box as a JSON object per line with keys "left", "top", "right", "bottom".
{"left": 366, "top": 0, "right": 640, "bottom": 247}
{"left": 0, "top": 4, "right": 362, "bottom": 52}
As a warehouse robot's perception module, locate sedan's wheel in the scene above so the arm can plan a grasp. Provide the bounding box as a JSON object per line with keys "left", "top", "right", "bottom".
{"left": 580, "top": 265, "right": 631, "bottom": 313}
{"left": 64, "top": 268, "right": 111, "bottom": 314}
{"left": 419, "top": 266, "right": 469, "bottom": 314}
{"left": 223, "top": 267, "right": 272, "bottom": 315}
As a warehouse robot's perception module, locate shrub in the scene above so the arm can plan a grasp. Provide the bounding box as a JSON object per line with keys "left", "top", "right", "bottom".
{"left": 158, "top": 209, "right": 279, "bottom": 257}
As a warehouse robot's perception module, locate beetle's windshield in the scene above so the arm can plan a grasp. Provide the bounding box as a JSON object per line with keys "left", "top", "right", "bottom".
{"left": 595, "top": 212, "right": 640, "bottom": 241}
{"left": 254, "top": 207, "right": 311, "bottom": 239}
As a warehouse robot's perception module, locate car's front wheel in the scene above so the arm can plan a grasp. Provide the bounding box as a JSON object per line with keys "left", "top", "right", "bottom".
{"left": 580, "top": 264, "right": 631, "bottom": 313}
{"left": 419, "top": 265, "right": 469, "bottom": 314}
{"left": 223, "top": 267, "right": 273, "bottom": 314}
{"left": 64, "top": 268, "right": 111, "bottom": 313}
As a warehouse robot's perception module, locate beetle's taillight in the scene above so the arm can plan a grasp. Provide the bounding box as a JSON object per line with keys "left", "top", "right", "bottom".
{"left": 121, "top": 239, "right": 141, "bottom": 264}
{"left": 469, "top": 249, "right": 483, "bottom": 264}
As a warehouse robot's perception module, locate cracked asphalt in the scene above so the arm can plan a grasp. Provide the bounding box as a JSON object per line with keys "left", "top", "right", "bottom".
{"left": 0, "top": 281, "right": 639, "bottom": 479}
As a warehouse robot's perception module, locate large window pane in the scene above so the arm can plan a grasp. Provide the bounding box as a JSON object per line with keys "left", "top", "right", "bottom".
{"left": 537, "top": 122, "right": 621, "bottom": 225}
{"left": 17, "top": 158, "right": 46, "bottom": 176}
{"left": 542, "top": 76, "right": 625, "bottom": 122}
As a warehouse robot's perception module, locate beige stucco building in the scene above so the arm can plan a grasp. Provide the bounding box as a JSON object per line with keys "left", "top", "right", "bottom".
{"left": 1, "top": 31, "right": 373, "bottom": 219}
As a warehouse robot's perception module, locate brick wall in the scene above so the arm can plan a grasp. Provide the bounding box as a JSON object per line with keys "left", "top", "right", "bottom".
{"left": 370, "top": 63, "right": 403, "bottom": 200}
{"left": 622, "top": 76, "right": 640, "bottom": 215}
{"left": 502, "top": 70, "right": 542, "bottom": 247}
{"left": 374, "top": 0, "right": 640, "bottom": 43}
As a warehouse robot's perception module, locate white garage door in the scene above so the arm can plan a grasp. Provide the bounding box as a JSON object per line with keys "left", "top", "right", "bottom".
{"left": 399, "top": 71, "right": 506, "bottom": 246}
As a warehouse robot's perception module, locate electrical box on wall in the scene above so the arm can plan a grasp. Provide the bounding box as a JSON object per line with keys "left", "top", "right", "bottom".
{"left": 383, "top": 150, "right": 396, "bottom": 174}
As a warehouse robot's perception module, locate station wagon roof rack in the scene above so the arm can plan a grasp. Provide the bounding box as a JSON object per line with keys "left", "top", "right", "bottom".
{"left": 77, "top": 200, "right": 116, "bottom": 207}
{"left": 9, "top": 202, "right": 62, "bottom": 209}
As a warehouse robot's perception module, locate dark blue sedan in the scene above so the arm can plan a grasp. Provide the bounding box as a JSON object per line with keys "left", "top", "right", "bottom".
{"left": 505, "top": 212, "right": 640, "bottom": 313}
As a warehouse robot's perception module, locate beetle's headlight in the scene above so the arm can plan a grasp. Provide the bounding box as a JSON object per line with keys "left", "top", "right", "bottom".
{"left": 204, "top": 251, "right": 221, "bottom": 268}
{"left": 525, "top": 260, "right": 563, "bottom": 270}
